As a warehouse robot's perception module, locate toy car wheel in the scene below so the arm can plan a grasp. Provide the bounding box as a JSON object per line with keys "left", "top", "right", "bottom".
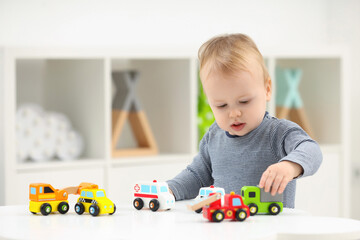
{"left": 149, "top": 199, "right": 160, "bottom": 212}
{"left": 109, "top": 204, "right": 116, "bottom": 215}
{"left": 268, "top": 203, "right": 281, "bottom": 215}
{"left": 40, "top": 203, "right": 52, "bottom": 216}
{"left": 235, "top": 209, "right": 248, "bottom": 221}
{"left": 133, "top": 198, "right": 144, "bottom": 210}
{"left": 75, "top": 202, "right": 85, "bottom": 215}
{"left": 248, "top": 203, "right": 258, "bottom": 216}
{"left": 195, "top": 208, "right": 202, "bottom": 214}
{"left": 58, "top": 202, "right": 69, "bottom": 214}
{"left": 212, "top": 210, "right": 225, "bottom": 222}
{"left": 89, "top": 204, "right": 100, "bottom": 217}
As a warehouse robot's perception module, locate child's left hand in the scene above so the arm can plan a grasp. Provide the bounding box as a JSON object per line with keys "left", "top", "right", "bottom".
{"left": 258, "top": 161, "right": 303, "bottom": 196}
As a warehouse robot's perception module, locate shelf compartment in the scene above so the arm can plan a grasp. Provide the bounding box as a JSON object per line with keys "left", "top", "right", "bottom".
{"left": 16, "top": 59, "right": 107, "bottom": 160}
{"left": 111, "top": 58, "right": 195, "bottom": 155}
{"left": 275, "top": 58, "right": 341, "bottom": 145}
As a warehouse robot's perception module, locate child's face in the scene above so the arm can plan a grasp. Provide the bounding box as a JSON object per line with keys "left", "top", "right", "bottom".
{"left": 202, "top": 61, "right": 271, "bottom": 136}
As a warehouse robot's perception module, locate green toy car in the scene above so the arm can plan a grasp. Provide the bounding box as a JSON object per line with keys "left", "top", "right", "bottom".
{"left": 241, "top": 186, "right": 283, "bottom": 216}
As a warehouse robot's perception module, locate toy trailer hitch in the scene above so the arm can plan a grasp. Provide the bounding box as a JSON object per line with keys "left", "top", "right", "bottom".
{"left": 61, "top": 182, "right": 99, "bottom": 195}
{"left": 187, "top": 192, "right": 221, "bottom": 212}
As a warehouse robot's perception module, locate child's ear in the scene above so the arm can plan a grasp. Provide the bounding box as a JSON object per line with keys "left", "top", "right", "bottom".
{"left": 265, "top": 77, "right": 272, "bottom": 101}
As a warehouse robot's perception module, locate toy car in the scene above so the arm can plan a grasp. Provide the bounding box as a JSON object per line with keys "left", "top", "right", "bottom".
{"left": 241, "top": 186, "right": 283, "bottom": 215}
{"left": 193, "top": 185, "right": 225, "bottom": 213}
{"left": 29, "top": 183, "right": 69, "bottom": 216}
{"left": 75, "top": 188, "right": 116, "bottom": 216}
{"left": 133, "top": 180, "right": 175, "bottom": 211}
{"left": 202, "top": 192, "right": 250, "bottom": 222}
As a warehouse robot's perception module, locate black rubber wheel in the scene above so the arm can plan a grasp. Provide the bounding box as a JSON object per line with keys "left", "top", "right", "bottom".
{"left": 248, "top": 203, "right": 258, "bottom": 216}
{"left": 40, "top": 203, "right": 52, "bottom": 216}
{"left": 89, "top": 204, "right": 100, "bottom": 216}
{"left": 212, "top": 210, "right": 225, "bottom": 222}
{"left": 75, "top": 202, "right": 85, "bottom": 215}
{"left": 149, "top": 199, "right": 160, "bottom": 212}
{"left": 235, "top": 209, "right": 248, "bottom": 221}
{"left": 133, "top": 198, "right": 144, "bottom": 210}
{"left": 110, "top": 204, "right": 116, "bottom": 215}
{"left": 58, "top": 202, "right": 69, "bottom": 214}
{"left": 268, "top": 203, "right": 281, "bottom": 215}
{"left": 195, "top": 208, "right": 202, "bottom": 214}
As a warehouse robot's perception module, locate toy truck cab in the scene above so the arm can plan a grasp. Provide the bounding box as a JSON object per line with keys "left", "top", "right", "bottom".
{"left": 203, "top": 192, "right": 250, "bottom": 222}
{"left": 29, "top": 183, "right": 69, "bottom": 215}
{"left": 195, "top": 185, "right": 225, "bottom": 201}
{"left": 133, "top": 180, "right": 175, "bottom": 211}
{"left": 193, "top": 185, "right": 225, "bottom": 213}
{"left": 241, "top": 186, "right": 283, "bottom": 215}
{"left": 75, "top": 189, "right": 116, "bottom": 216}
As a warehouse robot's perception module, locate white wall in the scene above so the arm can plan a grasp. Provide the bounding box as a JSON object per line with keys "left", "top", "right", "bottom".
{"left": 0, "top": 0, "right": 359, "bottom": 218}
{"left": 327, "top": 0, "right": 360, "bottom": 220}
{"left": 0, "top": 0, "right": 329, "bottom": 49}
{"left": 0, "top": 49, "right": 4, "bottom": 205}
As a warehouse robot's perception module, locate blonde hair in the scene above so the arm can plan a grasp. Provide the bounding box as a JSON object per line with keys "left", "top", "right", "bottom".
{"left": 198, "top": 33, "right": 269, "bottom": 82}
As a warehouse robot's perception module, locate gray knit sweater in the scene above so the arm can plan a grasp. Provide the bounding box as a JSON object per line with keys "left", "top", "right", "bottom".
{"left": 167, "top": 112, "right": 322, "bottom": 208}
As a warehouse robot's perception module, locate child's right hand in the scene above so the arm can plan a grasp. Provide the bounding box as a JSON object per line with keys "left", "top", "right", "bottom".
{"left": 258, "top": 160, "right": 303, "bottom": 195}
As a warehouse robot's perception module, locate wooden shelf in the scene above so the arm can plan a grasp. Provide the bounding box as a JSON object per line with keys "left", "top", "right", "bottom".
{"left": 111, "top": 153, "right": 194, "bottom": 167}
{"left": 15, "top": 159, "right": 105, "bottom": 172}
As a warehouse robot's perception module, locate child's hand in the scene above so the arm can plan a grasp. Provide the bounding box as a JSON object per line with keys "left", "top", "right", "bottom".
{"left": 258, "top": 161, "right": 303, "bottom": 196}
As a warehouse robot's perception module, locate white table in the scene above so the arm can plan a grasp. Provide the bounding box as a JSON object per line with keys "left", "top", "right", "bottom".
{"left": 0, "top": 200, "right": 359, "bottom": 240}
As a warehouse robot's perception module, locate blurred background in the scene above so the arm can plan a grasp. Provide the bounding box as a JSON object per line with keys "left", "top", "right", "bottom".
{"left": 0, "top": 0, "right": 359, "bottom": 219}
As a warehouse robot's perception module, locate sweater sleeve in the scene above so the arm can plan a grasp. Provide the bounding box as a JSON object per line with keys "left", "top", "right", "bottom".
{"left": 271, "top": 120, "right": 323, "bottom": 178}
{"left": 166, "top": 131, "right": 214, "bottom": 201}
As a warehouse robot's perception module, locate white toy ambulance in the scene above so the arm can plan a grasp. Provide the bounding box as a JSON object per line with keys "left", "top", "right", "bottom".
{"left": 193, "top": 185, "right": 225, "bottom": 213}
{"left": 133, "top": 180, "right": 175, "bottom": 211}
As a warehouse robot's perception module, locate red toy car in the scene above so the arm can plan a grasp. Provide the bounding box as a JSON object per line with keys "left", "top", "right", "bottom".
{"left": 202, "top": 192, "right": 250, "bottom": 222}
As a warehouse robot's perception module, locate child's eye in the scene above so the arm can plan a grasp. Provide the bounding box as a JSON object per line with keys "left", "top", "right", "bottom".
{"left": 240, "top": 100, "right": 249, "bottom": 104}
{"left": 217, "top": 104, "right": 227, "bottom": 108}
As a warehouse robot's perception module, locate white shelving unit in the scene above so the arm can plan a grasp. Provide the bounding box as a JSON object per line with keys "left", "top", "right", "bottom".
{"left": 0, "top": 47, "right": 350, "bottom": 218}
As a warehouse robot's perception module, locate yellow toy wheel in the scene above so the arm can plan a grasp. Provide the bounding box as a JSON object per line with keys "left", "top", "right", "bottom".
{"left": 212, "top": 210, "right": 224, "bottom": 222}
{"left": 235, "top": 209, "right": 247, "bottom": 221}
{"left": 268, "top": 203, "right": 280, "bottom": 215}
{"left": 248, "top": 203, "right": 258, "bottom": 216}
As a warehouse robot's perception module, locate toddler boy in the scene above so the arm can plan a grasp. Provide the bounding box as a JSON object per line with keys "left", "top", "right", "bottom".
{"left": 167, "top": 33, "right": 322, "bottom": 208}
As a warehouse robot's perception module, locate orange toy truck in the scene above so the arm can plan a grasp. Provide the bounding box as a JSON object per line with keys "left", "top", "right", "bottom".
{"left": 29, "top": 182, "right": 98, "bottom": 216}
